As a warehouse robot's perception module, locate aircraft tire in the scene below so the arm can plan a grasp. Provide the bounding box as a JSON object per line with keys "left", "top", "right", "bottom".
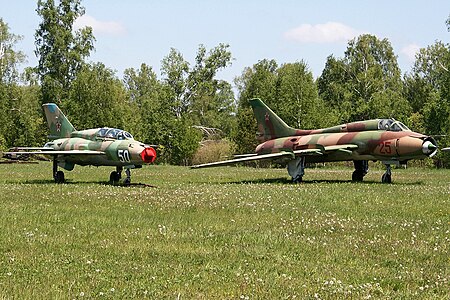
{"left": 55, "top": 171, "right": 65, "bottom": 184}
{"left": 292, "top": 176, "right": 303, "bottom": 184}
{"left": 352, "top": 170, "right": 364, "bottom": 182}
{"left": 110, "top": 171, "right": 120, "bottom": 185}
{"left": 381, "top": 173, "right": 392, "bottom": 184}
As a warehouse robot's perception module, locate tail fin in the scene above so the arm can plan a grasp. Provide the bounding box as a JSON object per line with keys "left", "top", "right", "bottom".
{"left": 249, "top": 98, "right": 297, "bottom": 141}
{"left": 42, "top": 103, "right": 76, "bottom": 139}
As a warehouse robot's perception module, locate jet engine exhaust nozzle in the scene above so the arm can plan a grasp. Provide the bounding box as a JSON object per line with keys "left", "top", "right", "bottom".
{"left": 141, "top": 147, "right": 156, "bottom": 163}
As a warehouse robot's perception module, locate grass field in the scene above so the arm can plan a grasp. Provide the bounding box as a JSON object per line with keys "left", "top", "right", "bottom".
{"left": 0, "top": 162, "right": 448, "bottom": 299}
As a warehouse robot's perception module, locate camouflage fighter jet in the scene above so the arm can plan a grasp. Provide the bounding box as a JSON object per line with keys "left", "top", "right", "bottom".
{"left": 6, "top": 103, "right": 156, "bottom": 184}
{"left": 192, "top": 98, "right": 438, "bottom": 183}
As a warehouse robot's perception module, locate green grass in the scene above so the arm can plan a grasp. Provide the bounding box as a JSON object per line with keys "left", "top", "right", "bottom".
{"left": 0, "top": 162, "right": 448, "bottom": 299}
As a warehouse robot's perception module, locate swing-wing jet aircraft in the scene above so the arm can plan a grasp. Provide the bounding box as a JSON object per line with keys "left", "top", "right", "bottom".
{"left": 192, "top": 98, "right": 438, "bottom": 183}
{"left": 5, "top": 103, "right": 156, "bottom": 184}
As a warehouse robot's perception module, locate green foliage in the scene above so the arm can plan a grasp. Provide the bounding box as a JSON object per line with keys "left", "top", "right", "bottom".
{"left": 403, "top": 40, "right": 450, "bottom": 166}
{"left": 123, "top": 63, "right": 165, "bottom": 143}
{"left": 160, "top": 43, "right": 236, "bottom": 134}
{"left": 66, "top": 62, "right": 129, "bottom": 130}
{"left": 160, "top": 117, "right": 202, "bottom": 166}
{"left": 234, "top": 60, "right": 334, "bottom": 153}
{"left": 191, "top": 139, "right": 236, "bottom": 165}
{"left": 35, "top": 0, "right": 95, "bottom": 103}
{"left": 0, "top": 19, "right": 25, "bottom": 84}
{"left": 125, "top": 44, "right": 234, "bottom": 165}
{"left": 318, "top": 34, "right": 408, "bottom": 122}
{"left": 0, "top": 20, "right": 43, "bottom": 150}
{"left": 275, "top": 62, "right": 337, "bottom": 129}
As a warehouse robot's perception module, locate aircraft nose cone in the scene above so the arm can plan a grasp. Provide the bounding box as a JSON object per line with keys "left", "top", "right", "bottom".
{"left": 422, "top": 140, "right": 437, "bottom": 156}
{"left": 140, "top": 147, "right": 156, "bottom": 163}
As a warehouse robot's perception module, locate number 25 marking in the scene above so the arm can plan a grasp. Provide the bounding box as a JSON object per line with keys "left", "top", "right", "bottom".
{"left": 118, "top": 149, "right": 131, "bottom": 162}
{"left": 379, "top": 141, "right": 392, "bottom": 154}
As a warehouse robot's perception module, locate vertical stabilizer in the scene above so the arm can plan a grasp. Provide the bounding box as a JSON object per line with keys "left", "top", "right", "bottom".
{"left": 43, "top": 103, "right": 76, "bottom": 139}
{"left": 249, "top": 98, "right": 297, "bottom": 141}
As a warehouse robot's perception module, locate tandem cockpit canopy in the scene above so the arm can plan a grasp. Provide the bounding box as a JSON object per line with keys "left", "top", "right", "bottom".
{"left": 378, "top": 119, "right": 411, "bottom": 132}
{"left": 97, "top": 128, "right": 134, "bottom": 140}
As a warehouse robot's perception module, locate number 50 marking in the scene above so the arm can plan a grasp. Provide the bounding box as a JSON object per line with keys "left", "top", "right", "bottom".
{"left": 118, "top": 149, "right": 131, "bottom": 162}
{"left": 379, "top": 141, "right": 392, "bottom": 154}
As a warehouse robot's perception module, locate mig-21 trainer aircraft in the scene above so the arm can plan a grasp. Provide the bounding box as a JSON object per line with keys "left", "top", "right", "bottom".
{"left": 192, "top": 98, "right": 438, "bottom": 183}
{"left": 6, "top": 103, "right": 156, "bottom": 184}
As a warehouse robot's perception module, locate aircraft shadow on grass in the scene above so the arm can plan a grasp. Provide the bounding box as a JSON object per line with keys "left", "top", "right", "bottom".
{"left": 224, "top": 177, "right": 423, "bottom": 185}
{"left": 8, "top": 179, "right": 157, "bottom": 188}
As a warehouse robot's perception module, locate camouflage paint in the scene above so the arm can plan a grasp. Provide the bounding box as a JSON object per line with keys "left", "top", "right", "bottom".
{"left": 191, "top": 98, "right": 438, "bottom": 183}
{"left": 43, "top": 103, "right": 76, "bottom": 139}
{"left": 41, "top": 104, "right": 156, "bottom": 170}
{"left": 250, "top": 98, "right": 437, "bottom": 163}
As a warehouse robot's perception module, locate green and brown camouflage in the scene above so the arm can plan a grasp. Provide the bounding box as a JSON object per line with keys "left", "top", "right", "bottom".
{"left": 251, "top": 98, "right": 405, "bottom": 141}
{"left": 193, "top": 98, "right": 438, "bottom": 183}
{"left": 8, "top": 103, "right": 156, "bottom": 184}
{"left": 43, "top": 103, "right": 76, "bottom": 139}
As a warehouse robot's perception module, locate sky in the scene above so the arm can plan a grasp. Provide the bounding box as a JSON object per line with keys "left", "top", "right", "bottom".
{"left": 1, "top": 0, "right": 449, "bottom": 84}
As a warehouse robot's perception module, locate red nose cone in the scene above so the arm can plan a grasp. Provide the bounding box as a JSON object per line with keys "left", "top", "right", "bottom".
{"left": 140, "top": 147, "right": 156, "bottom": 163}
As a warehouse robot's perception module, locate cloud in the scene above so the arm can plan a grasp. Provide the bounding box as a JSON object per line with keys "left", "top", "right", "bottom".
{"left": 74, "top": 15, "right": 126, "bottom": 36}
{"left": 401, "top": 43, "right": 421, "bottom": 62}
{"left": 284, "top": 22, "right": 363, "bottom": 44}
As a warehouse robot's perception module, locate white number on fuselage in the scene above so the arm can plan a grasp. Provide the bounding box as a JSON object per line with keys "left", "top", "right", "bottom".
{"left": 118, "top": 149, "right": 131, "bottom": 162}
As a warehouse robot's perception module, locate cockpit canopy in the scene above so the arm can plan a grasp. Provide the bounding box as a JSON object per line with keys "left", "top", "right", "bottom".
{"left": 97, "top": 128, "right": 134, "bottom": 140}
{"left": 378, "top": 119, "right": 411, "bottom": 132}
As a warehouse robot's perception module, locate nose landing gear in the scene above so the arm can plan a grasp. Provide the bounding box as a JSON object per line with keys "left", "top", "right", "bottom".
{"left": 110, "top": 166, "right": 132, "bottom": 186}
{"left": 382, "top": 164, "right": 392, "bottom": 184}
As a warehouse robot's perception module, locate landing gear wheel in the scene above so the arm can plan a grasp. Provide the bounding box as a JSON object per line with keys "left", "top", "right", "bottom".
{"left": 123, "top": 168, "right": 132, "bottom": 186}
{"left": 381, "top": 173, "right": 392, "bottom": 184}
{"left": 292, "top": 175, "right": 303, "bottom": 184}
{"left": 381, "top": 164, "right": 392, "bottom": 184}
{"left": 352, "top": 160, "right": 368, "bottom": 182}
{"left": 110, "top": 171, "right": 121, "bottom": 185}
{"left": 55, "top": 170, "right": 65, "bottom": 184}
{"left": 352, "top": 170, "right": 364, "bottom": 182}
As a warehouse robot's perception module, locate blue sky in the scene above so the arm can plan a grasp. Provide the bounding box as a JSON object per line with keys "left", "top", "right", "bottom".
{"left": 1, "top": 0, "right": 449, "bottom": 83}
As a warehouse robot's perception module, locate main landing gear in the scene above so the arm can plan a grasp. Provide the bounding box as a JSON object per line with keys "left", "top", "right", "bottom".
{"left": 110, "top": 166, "right": 132, "bottom": 186}
{"left": 352, "top": 160, "right": 369, "bottom": 182}
{"left": 288, "top": 157, "right": 305, "bottom": 183}
{"left": 53, "top": 157, "right": 65, "bottom": 184}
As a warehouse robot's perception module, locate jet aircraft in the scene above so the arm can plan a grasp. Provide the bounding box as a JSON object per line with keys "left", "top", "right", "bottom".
{"left": 192, "top": 98, "right": 438, "bottom": 183}
{"left": 5, "top": 103, "right": 156, "bottom": 184}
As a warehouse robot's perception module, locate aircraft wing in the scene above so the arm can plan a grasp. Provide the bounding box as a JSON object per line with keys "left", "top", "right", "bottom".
{"left": 191, "top": 151, "right": 296, "bottom": 169}
{"left": 442, "top": 147, "right": 450, "bottom": 151}
{"left": 9, "top": 147, "right": 55, "bottom": 151}
{"left": 5, "top": 150, "right": 105, "bottom": 156}
{"left": 191, "top": 144, "right": 359, "bottom": 169}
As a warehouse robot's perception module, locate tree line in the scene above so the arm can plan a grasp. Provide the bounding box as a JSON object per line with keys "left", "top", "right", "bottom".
{"left": 1, "top": 1, "right": 449, "bottom": 166}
